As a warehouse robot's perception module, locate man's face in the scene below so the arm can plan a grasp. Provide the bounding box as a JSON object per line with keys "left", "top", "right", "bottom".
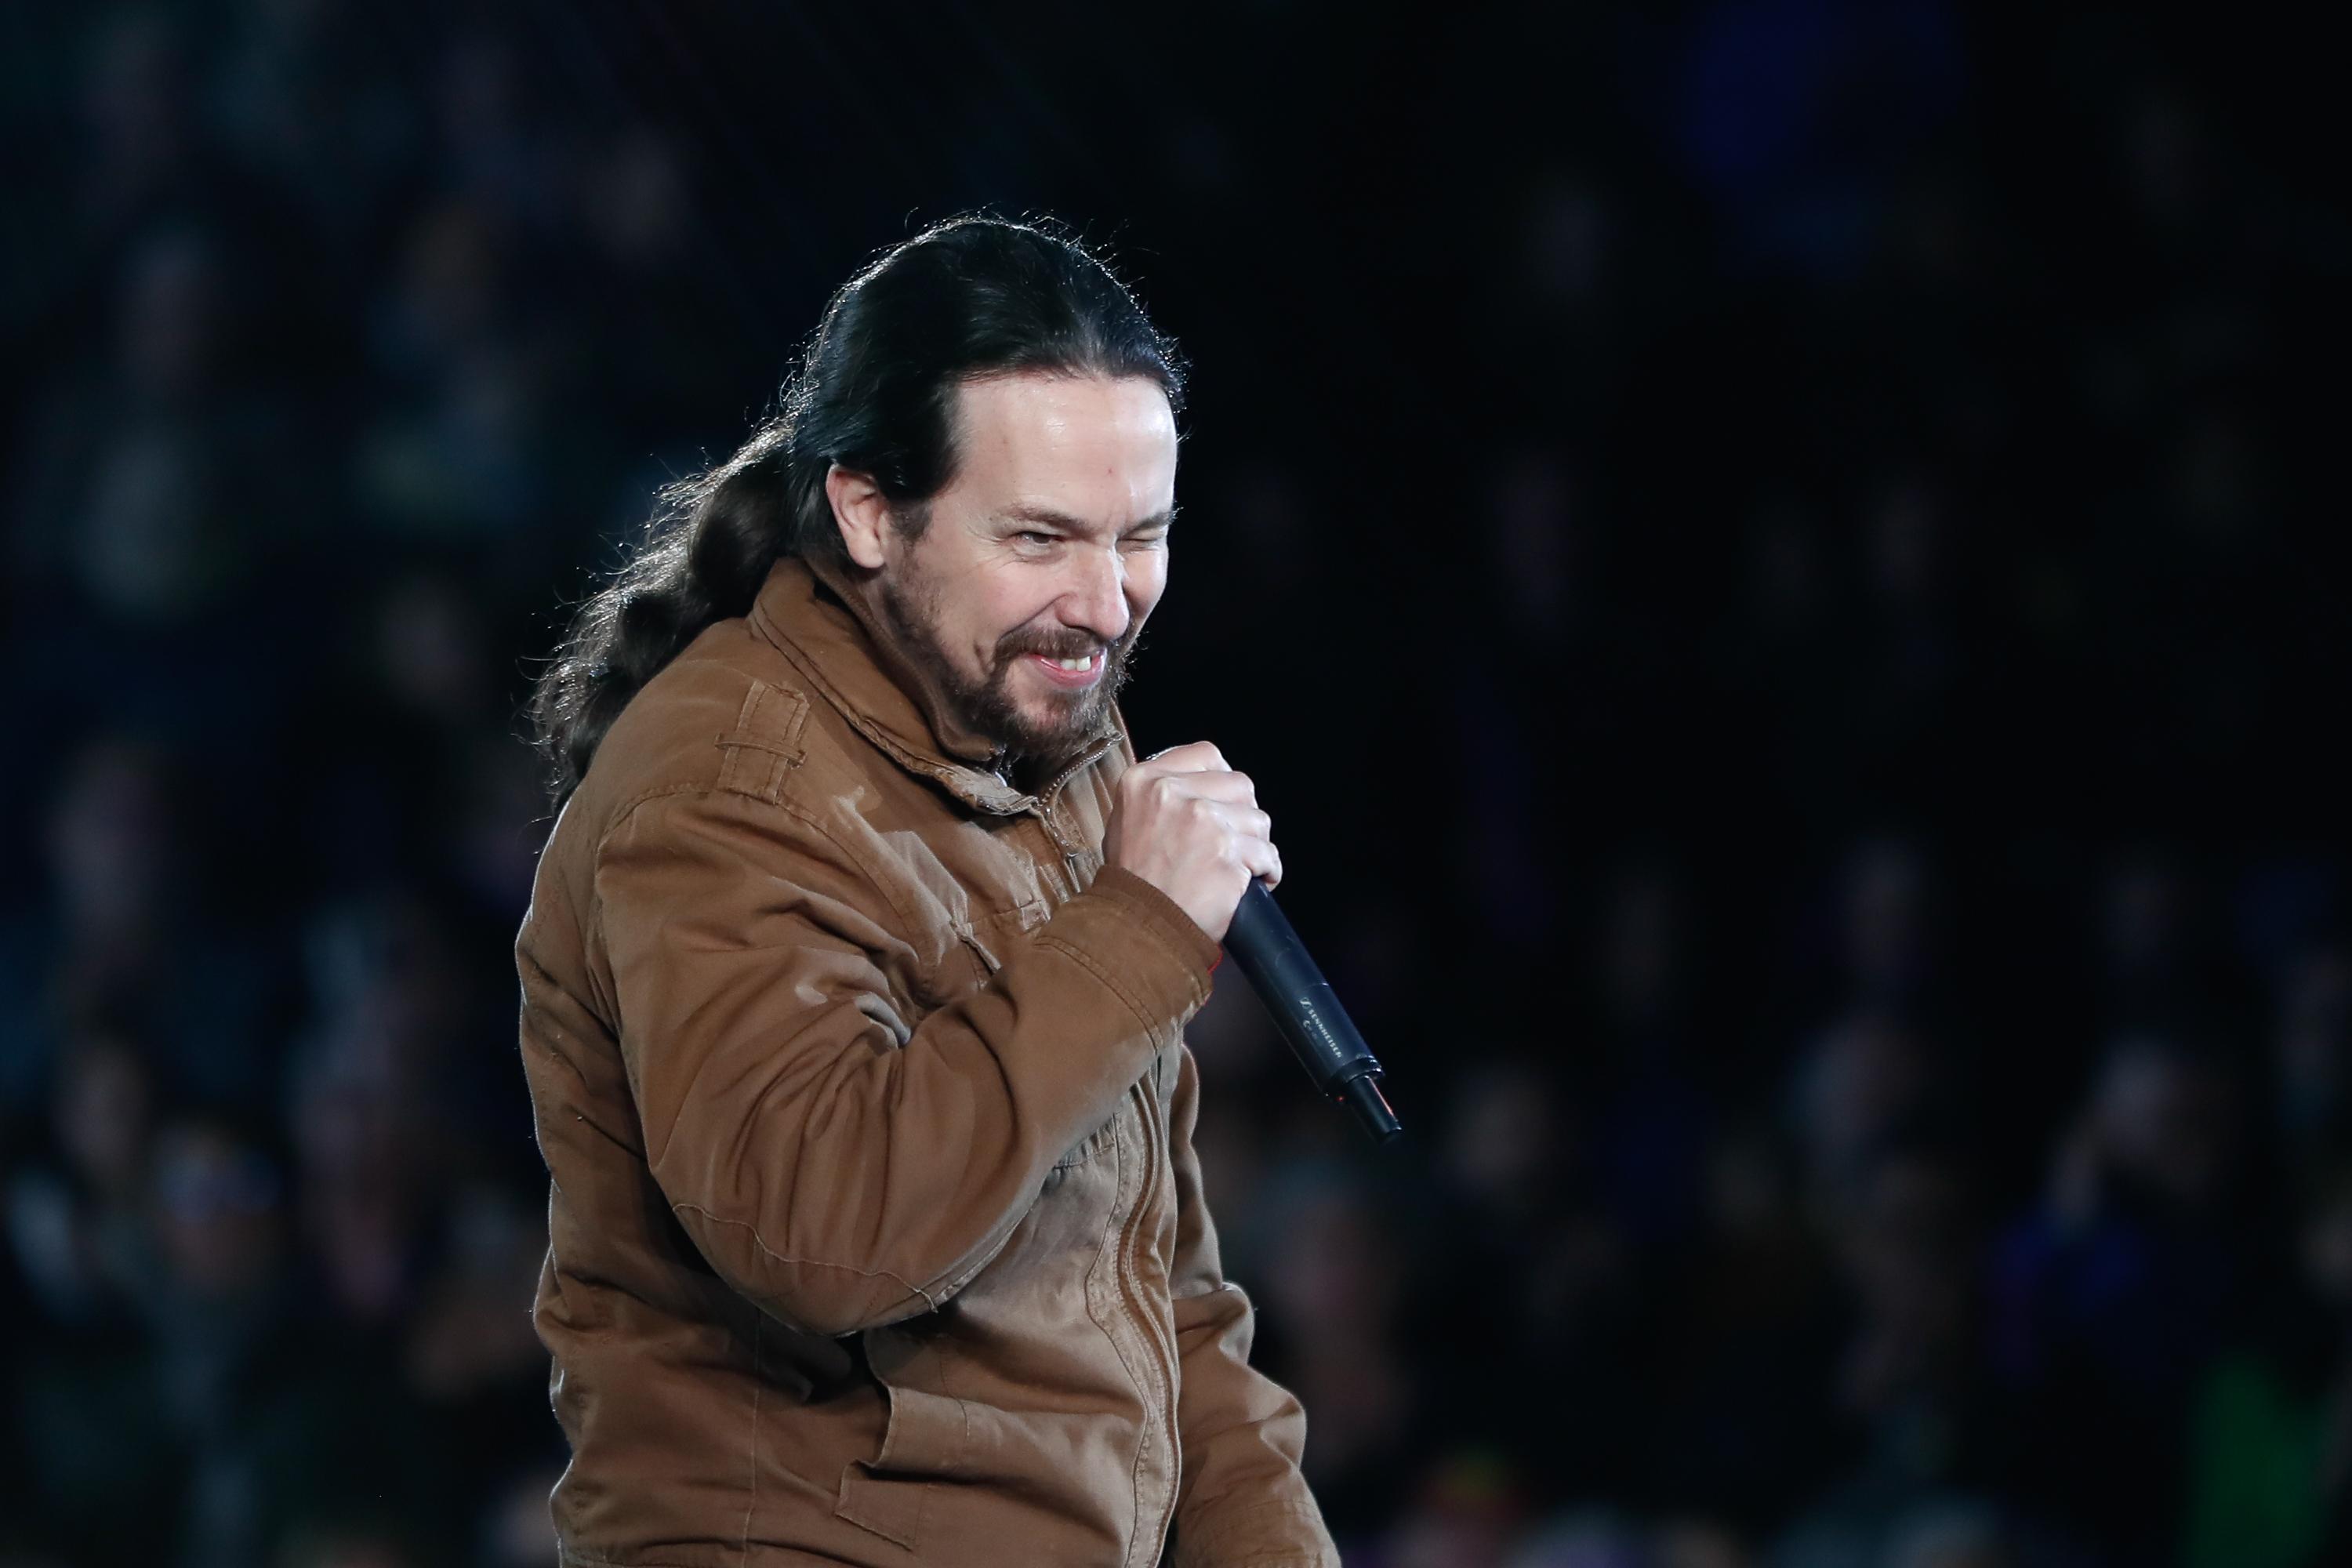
{"left": 867, "top": 372, "right": 1178, "bottom": 773}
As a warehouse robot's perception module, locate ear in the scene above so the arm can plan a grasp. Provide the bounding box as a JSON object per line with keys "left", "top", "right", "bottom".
{"left": 825, "top": 466, "right": 895, "bottom": 571}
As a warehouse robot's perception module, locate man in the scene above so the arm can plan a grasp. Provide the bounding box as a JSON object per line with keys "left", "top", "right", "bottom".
{"left": 516, "top": 216, "right": 1338, "bottom": 1567}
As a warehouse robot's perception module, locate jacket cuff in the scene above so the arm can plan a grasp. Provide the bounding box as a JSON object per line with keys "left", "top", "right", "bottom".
{"left": 1174, "top": 1498, "right": 1340, "bottom": 1568}
{"left": 1045, "top": 865, "right": 1221, "bottom": 1042}
{"left": 1084, "top": 864, "right": 1223, "bottom": 975}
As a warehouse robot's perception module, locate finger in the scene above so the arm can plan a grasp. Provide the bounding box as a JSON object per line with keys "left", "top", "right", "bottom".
{"left": 1194, "top": 800, "right": 1271, "bottom": 837}
{"left": 1142, "top": 740, "right": 1229, "bottom": 775}
{"left": 1167, "top": 771, "right": 1258, "bottom": 805}
{"left": 1218, "top": 804, "right": 1276, "bottom": 858}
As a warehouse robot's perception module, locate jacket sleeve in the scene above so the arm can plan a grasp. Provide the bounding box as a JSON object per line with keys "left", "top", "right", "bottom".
{"left": 1165, "top": 1044, "right": 1340, "bottom": 1568}
{"left": 593, "top": 784, "right": 1218, "bottom": 1338}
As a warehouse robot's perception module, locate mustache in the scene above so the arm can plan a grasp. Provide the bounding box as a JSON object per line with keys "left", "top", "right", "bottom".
{"left": 993, "top": 624, "right": 1140, "bottom": 666}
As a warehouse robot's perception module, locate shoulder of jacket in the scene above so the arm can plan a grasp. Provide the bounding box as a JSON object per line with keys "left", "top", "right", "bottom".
{"left": 583, "top": 621, "right": 822, "bottom": 823}
{"left": 579, "top": 677, "right": 924, "bottom": 943}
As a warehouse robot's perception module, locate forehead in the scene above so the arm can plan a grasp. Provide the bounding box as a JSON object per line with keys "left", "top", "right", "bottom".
{"left": 945, "top": 372, "right": 1178, "bottom": 524}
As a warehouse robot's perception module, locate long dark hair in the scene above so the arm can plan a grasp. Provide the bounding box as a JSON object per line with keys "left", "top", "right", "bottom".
{"left": 526, "top": 215, "right": 1185, "bottom": 808}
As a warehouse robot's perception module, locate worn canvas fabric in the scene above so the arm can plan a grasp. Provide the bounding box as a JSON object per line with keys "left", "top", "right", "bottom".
{"left": 514, "top": 554, "right": 1335, "bottom": 1566}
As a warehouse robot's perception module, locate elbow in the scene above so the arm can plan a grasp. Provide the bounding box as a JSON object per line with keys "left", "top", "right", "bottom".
{"left": 764, "top": 1272, "right": 939, "bottom": 1339}
{"left": 672, "top": 1200, "right": 941, "bottom": 1338}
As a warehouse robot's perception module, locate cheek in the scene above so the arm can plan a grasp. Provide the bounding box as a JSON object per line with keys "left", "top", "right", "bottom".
{"left": 1126, "top": 552, "right": 1170, "bottom": 612}
{"left": 970, "top": 573, "right": 1057, "bottom": 651}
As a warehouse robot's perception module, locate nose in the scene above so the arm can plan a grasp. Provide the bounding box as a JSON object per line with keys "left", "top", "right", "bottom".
{"left": 1061, "top": 543, "right": 1131, "bottom": 645}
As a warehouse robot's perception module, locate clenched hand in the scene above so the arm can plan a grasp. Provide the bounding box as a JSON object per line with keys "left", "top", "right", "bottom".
{"left": 1103, "top": 742, "right": 1280, "bottom": 943}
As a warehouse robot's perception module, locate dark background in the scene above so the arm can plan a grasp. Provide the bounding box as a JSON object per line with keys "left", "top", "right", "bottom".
{"left": 4, "top": 2, "right": 2348, "bottom": 1565}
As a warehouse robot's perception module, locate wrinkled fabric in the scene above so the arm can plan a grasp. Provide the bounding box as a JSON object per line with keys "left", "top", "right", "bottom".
{"left": 514, "top": 554, "right": 1336, "bottom": 1566}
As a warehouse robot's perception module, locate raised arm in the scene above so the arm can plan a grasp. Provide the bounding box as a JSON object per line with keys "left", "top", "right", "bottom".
{"left": 595, "top": 783, "right": 1217, "bottom": 1337}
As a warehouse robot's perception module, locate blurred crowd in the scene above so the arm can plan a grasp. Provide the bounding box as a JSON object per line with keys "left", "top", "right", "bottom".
{"left": 2, "top": 3, "right": 2346, "bottom": 1567}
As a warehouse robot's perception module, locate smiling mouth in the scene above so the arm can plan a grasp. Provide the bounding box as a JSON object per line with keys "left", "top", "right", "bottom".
{"left": 1022, "top": 649, "right": 1103, "bottom": 687}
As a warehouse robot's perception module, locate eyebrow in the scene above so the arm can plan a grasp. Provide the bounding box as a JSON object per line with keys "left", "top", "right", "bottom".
{"left": 1000, "top": 503, "right": 1178, "bottom": 537}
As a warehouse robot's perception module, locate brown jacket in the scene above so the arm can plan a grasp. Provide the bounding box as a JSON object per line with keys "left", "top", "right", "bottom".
{"left": 514, "top": 554, "right": 1338, "bottom": 1567}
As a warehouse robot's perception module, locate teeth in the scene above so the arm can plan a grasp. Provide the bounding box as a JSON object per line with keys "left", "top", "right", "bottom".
{"left": 1054, "top": 655, "right": 1091, "bottom": 671}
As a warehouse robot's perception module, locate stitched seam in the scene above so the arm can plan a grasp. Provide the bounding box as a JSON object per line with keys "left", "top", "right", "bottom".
{"left": 1090, "top": 877, "right": 1220, "bottom": 983}
{"left": 596, "top": 782, "right": 924, "bottom": 942}
{"left": 1127, "top": 1081, "right": 1181, "bottom": 1564}
{"left": 714, "top": 746, "right": 746, "bottom": 800}
{"left": 915, "top": 1128, "right": 1060, "bottom": 1301}
{"left": 931, "top": 1358, "right": 970, "bottom": 1551}
{"left": 713, "top": 680, "right": 808, "bottom": 755}
{"left": 738, "top": 681, "right": 771, "bottom": 737}
{"left": 757, "top": 791, "right": 925, "bottom": 942}
{"left": 714, "top": 684, "right": 768, "bottom": 799}
{"left": 837, "top": 1358, "right": 931, "bottom": 1555}
{"left": 765, "top": 632, "right": 1015, "bottom": 813}
{"left": 1035, "top": 932, "right": 1166, "bottom": 1046}
{"left": 1082, "top": 1116, "right": 1156, "bottom": 1566}
{"left": 592, "top": 781, "right": 715, "bottom": 859}
{"left": 1053, "top": 1118, "right": 1116, "bottom": 1172}
{"left": 715, "top": 681, "right": 811, "bottom": 804}
{"left": 716, "top": 731, "right": 803, "bottom": 756}
{"left": 1181, "top": 1497, "right": 1326, "bottom": 1543}
{"left": 1177, "top": 1503, "right": 1333, "bottom": 1568}
{"left": 836, "top": 1483, "right": 925, "bottom": 1552}
{"left": 672, "top": 1201, "right": 938, "bottom": 1316}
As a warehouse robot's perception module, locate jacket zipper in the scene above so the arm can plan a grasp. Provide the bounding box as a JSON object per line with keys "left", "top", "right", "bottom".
{"left": 1126, "top": 1071, "right": 1183, "bottom": 1561}
{"left": 1021, "top": 790, "right": 1182, "bottom": 1560}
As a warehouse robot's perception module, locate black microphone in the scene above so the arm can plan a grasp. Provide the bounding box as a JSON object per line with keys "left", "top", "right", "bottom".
{"left": 1222, "top": 880, "right": 1402, "bottom": 1143}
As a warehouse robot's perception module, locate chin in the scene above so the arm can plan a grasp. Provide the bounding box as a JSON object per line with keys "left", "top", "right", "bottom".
{"left": 1008, "top": 702, "right": 1106, "bottom": 762}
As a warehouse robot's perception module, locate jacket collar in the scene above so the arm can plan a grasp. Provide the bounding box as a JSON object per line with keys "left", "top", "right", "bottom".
{"left": 747, "top": 554, "right": 1122, "bottom": 818}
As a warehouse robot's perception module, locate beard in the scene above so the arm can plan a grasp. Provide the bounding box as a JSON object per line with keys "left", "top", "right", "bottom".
{"left": 875, "top": 563, "right": 1141, "bottom": 779}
